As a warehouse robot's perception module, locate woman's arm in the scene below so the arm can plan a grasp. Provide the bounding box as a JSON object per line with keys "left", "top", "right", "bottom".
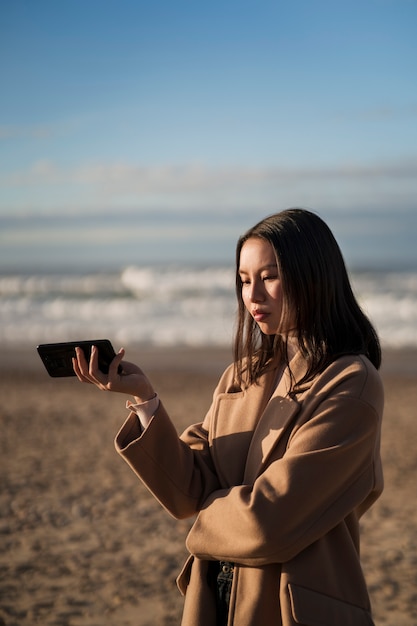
{"left": 115, "top": 405, "right": 221, "bottom": 519}
{"left": 73, "top": 344, "right": 224, "bottom": 519}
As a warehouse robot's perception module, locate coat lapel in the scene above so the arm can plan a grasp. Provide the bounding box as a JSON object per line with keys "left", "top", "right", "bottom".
{"left": 243, "top": 351, "right": 308, "bottom": 483}
{"left": 210, "top": 377, "right": 274, "bottom": 488}
{"left": 243, "top": 383, "right": 299, "bottom": 483}
{"left": 211, "top": 351, "right": 309, "bottom": 487}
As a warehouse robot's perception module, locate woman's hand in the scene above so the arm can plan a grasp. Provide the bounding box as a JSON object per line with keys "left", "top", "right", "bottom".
{"left": 72, "top": 346, "right": 155, "bottom": 403}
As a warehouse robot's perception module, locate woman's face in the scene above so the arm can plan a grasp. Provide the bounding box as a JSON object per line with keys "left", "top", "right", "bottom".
{"left": 239, "top": 237, "right": 287, "bottom": 335}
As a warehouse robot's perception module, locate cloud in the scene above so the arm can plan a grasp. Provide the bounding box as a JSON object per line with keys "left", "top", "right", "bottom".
{"left": 3, "top": 157, "right": 417, "bottom": 187}
{"left": 1, "top": 157, "right": 417, "bottom": 214}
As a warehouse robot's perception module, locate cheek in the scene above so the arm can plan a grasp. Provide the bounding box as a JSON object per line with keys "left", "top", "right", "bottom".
{"left": 269, "top": 283, "right": 283, "bottom": 304}
{"left": 241, "top": 287, "right": 251, "bottom": 310}
{"left": 270, "top": 288, "right": 286, "bottom": 322}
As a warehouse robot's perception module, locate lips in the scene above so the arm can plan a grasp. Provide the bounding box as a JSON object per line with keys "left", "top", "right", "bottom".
{"left": 252, "top": 309, "right": 270, "bottom": 323}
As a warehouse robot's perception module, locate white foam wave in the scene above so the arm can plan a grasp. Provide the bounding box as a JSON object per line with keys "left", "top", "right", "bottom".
{"left": 1, "top": 266, "right": 416, "bottom": 349}
{"left": 0, "top": 272, "right": 126, "bottom": 297}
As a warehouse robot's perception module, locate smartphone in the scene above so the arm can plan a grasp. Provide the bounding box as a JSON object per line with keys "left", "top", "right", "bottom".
{"left": 37, "top": 339, "right": 119, "bottom": 377}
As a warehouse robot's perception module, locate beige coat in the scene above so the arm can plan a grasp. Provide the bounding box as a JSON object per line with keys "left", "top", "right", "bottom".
{"left": 115, "top": 353, "right": 384, "bottom": 626}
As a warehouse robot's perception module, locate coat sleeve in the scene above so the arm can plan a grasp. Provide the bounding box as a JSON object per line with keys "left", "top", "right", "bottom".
{"left": 114, "top": 368, "right": 236, "bottom": 519}
{"left": 185, "top": 360, "right": 384, "bottom": 565}
{"left": 115, "top": 405, "right": 222, "bottom": 519}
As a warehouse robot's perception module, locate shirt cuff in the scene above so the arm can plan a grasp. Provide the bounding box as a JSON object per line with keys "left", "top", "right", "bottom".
{"left": 126, "top": 394, "right": 160, "bottom": 430}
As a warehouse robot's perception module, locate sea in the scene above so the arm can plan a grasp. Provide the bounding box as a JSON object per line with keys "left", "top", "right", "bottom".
{"left": 1, "top": 209, "right": 416, "bottom": 351}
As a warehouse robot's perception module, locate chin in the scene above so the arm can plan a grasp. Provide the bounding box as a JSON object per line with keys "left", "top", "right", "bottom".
{"left": 258, "top": 325, "right": 279, "bottom": 335}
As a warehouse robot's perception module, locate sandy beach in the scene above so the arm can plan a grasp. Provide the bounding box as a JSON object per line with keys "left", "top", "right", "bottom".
{"left": 1, "top": 346, "right": 416, "bottom": 626}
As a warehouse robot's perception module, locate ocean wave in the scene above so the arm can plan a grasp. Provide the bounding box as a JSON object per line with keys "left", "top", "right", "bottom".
{"left": 0, "top": 272, "right": 128, "bottom": 298}
{"left": 1, "top": 266, "right": 416, "bottom": 349}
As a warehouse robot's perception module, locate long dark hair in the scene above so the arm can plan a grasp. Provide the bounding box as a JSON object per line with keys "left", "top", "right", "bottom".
{"left": 234, "top": 208, "right": 381, "bottom": 390}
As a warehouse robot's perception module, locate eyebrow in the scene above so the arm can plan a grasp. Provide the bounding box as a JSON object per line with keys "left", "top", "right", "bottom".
{"left": 238, "top": 263, "right": 278, "bottom": 275}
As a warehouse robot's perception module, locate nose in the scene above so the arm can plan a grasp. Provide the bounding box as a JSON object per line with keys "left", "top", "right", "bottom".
{"left": 248, "top": 280, "right": 265, "bottom": 303}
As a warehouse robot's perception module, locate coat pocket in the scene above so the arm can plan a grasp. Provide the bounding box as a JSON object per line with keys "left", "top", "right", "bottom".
{"left": 288, "top": 583, "right": 374, "bottom": 626}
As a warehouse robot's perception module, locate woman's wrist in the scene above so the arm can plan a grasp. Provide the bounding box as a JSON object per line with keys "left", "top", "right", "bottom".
{"left": 132, "top": 379, "right": 155, "bottom": 404}
{"left": 127, "top": 394, "right": 160, "bottom": 430}
{"left": 133, "top": 391, "right": 156, "bottom": 405}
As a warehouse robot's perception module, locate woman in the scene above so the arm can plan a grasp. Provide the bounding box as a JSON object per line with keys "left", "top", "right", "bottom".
{"left": 74, "top": 208, "right": 384, "bottom": 626}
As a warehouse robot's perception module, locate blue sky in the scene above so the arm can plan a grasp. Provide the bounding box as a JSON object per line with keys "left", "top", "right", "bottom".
{"left": 1, "top": 0, "right": 416, "bottom": 214}
{"left": 0, "top": 0, "right": 416, "bottom": 272}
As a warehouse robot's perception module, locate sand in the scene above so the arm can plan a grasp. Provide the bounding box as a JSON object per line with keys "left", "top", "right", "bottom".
{"left": 1, "top": 346, "right": 416, "bottom": 626}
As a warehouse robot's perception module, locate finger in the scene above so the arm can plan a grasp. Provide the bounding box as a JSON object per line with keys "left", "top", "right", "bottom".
{"left": 75, "top": 346, "right": 90, "bottom": 375}
{"left": 72, "top": 356, "right": 93, "bottom": 383}
{"left": 88, "top": 345, "right": 108, "bottom": 388}
{"left": 75, "top": 347, "right": 99, "bottom": 384}
{"left": 108, "top": 347, "right": 125, "bottom": 378}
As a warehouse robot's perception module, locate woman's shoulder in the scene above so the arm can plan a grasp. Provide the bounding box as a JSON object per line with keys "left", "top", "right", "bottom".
{"left": 213, "top": 361, "right": 240, "bottom": 394}
{"left": 214, "top": 355, "right": 262, "bottom": 394}
{"left": 326, "top": 353, "right": 381, "bottom": 383}
{"left": 309, "top": 353, "right": 384, "bottom": 410}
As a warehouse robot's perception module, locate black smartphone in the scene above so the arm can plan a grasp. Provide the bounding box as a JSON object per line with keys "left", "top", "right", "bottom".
{"left": 37, "top": 339, "right": 118, "bottom": 377}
